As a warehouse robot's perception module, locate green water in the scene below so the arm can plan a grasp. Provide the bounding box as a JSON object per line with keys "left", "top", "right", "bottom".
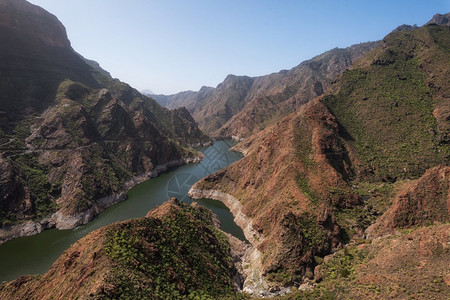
{"left": 0, "top": 140, "right": 244, "bottom": 282}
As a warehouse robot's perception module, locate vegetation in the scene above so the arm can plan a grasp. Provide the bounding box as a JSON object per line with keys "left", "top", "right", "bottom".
{"left": 0, "top": 211, "right": 17, "bottom": 228}
{"left": 14, "top": 154, "right": 58, "bottom": 219}
{"left": 332, "top": 181, "right": 398, "bottom": 237}
{"left": 280, "top": 244, "right": 368, "bottom": 300}
{"left": 324, "top": 26, "right": 449, "bottom": 182}
{"left": 101, "top": 204, "right": 243, "bottom": 299}
{"left": 265, "top": 213, "right": 329, "bottom": 286}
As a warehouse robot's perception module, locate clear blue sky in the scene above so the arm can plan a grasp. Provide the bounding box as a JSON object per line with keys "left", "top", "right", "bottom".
{"left": 28, "top": 0, "right": 449, "bottom": 95}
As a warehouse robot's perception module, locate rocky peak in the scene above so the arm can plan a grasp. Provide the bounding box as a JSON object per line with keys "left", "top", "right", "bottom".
{"left": 199, "top": 86, "right": 214, "bottom": 93}
{"left": 426, "top": 12, "right": 450, "bottom": 26}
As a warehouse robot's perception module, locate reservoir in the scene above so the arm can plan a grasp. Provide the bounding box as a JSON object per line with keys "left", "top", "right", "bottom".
{"left": 0, "top": 140, "right": 244, "bottom": 282}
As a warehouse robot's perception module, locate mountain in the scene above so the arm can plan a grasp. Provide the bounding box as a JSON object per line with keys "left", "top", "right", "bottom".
{"left": 189, "top": 22, "right": 449, "bottom": 295}
{"left": 155, "top": 42, "right": 379, "bottom": 137}
{"left": 426, "top": 12, "right": 450, "bottom": 26}
{"left": 0, "top": 0, "right": 209, "bottom": 243}
{"left": 0, "top": 199, "right": 244, "bottom": 299}
{"left": 1, "top": 2, "right": 449, "bottom": 298}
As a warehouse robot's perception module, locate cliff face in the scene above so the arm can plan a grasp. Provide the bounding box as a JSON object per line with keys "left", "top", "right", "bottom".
{"left": 189, "top": 23, "right": 450, "bottom": 293}
{"left": 0, "top": 200, "right": 242, "bottom": 299}
{"left": 156, "top": 42, "right": 379, "bottom": 137}
{"left": 0, "top": 0, "right": 209, "bottom": 240}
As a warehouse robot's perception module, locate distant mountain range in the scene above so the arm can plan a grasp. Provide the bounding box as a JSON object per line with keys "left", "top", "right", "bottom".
{"left": 141, "top": 89, "right": 154, "bottom": 95}
{"left": 152, "top": 42, "right": 379, "bottom": 138}
{"left": 153, "top": 12, "right": 450, "bottom": 141}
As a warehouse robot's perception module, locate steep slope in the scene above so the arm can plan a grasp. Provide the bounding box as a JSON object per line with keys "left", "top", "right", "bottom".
{"left": 190, "top": 99, "right": 360, "bottom": 292}
{"left": 189, "top": 23, "right": 449, "bottom": 294}
{"left": 155, "top": 42, "right": 379, "bottom": 137}
{"left": 0, "top": 200, "right": 243, "bottom": 299}
{"left": 323, "top": 23, "right": 449, "bottom": 180}
{"left": 0, "top": 0, "right": 209, "bottom": 243}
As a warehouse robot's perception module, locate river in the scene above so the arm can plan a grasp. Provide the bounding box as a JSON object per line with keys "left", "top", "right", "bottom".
{"left": 0, "top": 140, "right": 244, "bottom": 282}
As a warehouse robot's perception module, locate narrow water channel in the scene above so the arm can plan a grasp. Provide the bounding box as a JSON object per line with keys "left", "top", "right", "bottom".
{"left": 0, "top": 140, "right": 244, "bottom": 282}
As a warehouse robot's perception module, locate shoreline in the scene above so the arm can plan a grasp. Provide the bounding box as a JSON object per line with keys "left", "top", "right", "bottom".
{"left": 0, "top": 156, "right": 202, "bottom": 246}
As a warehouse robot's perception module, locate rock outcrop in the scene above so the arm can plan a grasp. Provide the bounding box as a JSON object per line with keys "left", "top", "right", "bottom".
{"left": 365, "top": 165, "right": 449, "bottom": 237}
{"left": 0, "top": 0, "right": 70, "bottom": 48}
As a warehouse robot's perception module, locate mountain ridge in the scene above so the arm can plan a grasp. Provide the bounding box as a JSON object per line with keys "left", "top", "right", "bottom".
{"left": 153, "top": 42, "right": 380, "bottom": 138}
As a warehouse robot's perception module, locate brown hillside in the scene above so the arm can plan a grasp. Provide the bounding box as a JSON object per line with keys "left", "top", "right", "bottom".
{"left": 191, "top": 98, "right": 360, "bottom": 284}
{"left": 288, "top": 224, "right": 450, "bottom": 299}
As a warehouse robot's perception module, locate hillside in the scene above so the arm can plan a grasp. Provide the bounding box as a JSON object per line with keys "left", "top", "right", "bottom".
{"left": 154, "top": 42, "right": 379, "bottom": 137}
{"left": 189, "top": 23, "right": 450, "bottom": 296}
{"left": 0, "top": 199, "right": 244, "bottom": 299}
{"left": 288, "top": 166, "right": 449, "bottom": 299}
{"left": 0, "top": 0, "right": 209, "bottom": 243}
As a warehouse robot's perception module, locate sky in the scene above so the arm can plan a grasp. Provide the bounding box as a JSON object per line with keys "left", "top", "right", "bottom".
{"left": 27, "top": 0, "right": 450, "bottom": 95}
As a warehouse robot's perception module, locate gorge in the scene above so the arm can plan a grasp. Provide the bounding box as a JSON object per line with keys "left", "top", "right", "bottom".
{"left": 0, "top": 0, "right": 449, "bottom": 299}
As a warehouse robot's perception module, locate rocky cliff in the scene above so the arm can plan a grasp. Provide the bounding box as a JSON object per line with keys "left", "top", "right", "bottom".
{"left": 0, "top": 0, "right": 209, "bottom": 242}
{"left": 155, "top": 42, "right": 379, "bottom": 138}
{"left": 0, "top": 199, "right": 244, "bottom": 299}
{"left": 189, "top": 23, "right": 450, "bottom": 296}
